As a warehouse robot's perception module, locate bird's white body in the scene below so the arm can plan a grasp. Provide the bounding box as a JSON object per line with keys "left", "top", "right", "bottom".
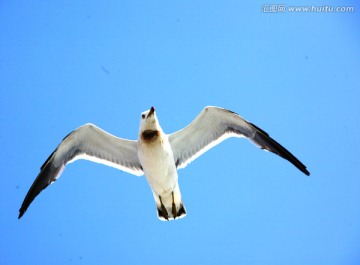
{"left": 137, "top": 108, "right": 185, "bottom": 220}
{"left": 138, "top": 134, "right": 177, "bottom": 196}
{"left": 18, "top": 106, "right": 309, "bottom": 220}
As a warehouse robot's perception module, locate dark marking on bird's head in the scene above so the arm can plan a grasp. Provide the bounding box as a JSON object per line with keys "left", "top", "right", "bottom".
{"left": 141, "top": 107, "right": 156, "bottom": 120}
{"left": 141, "top": 130, "right": 160, "bottom": 142}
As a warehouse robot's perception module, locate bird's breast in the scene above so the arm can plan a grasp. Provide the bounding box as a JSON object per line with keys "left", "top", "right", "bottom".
{"left": 138, "top": 134, "right": 175, "bottom": 171}
{"left": 138, "top": 134, "right": 178, "bottom": 194}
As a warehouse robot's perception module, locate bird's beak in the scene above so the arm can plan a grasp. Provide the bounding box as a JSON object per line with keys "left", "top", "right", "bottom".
{"left": 147, "top": 106, "right": 155, "bottom": 118}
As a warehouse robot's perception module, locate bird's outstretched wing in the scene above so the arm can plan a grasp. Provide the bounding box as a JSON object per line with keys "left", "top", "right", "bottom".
{"left": 18, "top": 123, "right": 143, "bottom": 219}
{"left": 168, "top": 106, "right": 310, "bottom": 176}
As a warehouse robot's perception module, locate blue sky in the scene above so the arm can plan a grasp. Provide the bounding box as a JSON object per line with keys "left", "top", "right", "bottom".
{"left": 1, "top": 1, "right": 360, "bottom": 264}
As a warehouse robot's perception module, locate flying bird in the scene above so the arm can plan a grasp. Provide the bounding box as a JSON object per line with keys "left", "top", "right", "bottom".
{"left": 18, "top": 106, "right": 310, "bottom": 220}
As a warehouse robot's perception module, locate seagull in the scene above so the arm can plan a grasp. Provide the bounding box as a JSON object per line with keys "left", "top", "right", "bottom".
{"left": 18, "top": 106, "right": 310, "bottom": 220}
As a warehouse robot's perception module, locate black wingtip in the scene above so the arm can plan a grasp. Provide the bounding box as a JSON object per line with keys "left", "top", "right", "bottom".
{"left": 293, "top": 157, "right": 310, "bottom": 176}
{"left": 249, "top": 122, "right": 310, "bottom": 177}
{"left": 18, "top": 157, "right": 64, "bottom": 220}
{"left": 18, "top": 194, "right": 32, "bottom": 219}
{"left": 303, "top": 168, "right": 310, "bottom": 176}
{"left": 18, "top": 211, "right": 24, "bottom": 219}
{"left": 292, "top": 160, "right": 310, "bottom": 176}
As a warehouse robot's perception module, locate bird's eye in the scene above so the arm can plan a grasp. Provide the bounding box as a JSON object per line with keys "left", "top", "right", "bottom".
{"left": 142, "top": 114, "right": 145, "bottom": 119}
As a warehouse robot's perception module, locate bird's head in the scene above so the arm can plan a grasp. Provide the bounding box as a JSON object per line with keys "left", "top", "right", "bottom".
{"left": 139, "top": 107, "right": 162, "bottom": 133}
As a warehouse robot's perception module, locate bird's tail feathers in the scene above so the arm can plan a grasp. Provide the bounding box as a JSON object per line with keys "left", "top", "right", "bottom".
{"left": 154, "top": 190, "right": 186, "bottom": 221}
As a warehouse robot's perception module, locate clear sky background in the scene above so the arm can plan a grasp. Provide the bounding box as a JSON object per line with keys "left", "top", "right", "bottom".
{"left": 1, "top": 1, "right": 360, "bottom": 264}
